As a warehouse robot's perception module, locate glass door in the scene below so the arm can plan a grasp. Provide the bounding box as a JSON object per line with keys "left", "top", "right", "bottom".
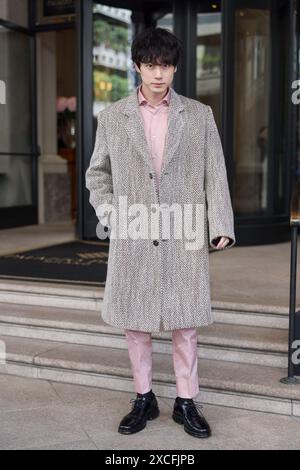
{"left": 233, "top": 4, "right": 271, "bottom": 215}
{"left": 196, "top": 2, "right": 222, "bottom": 129}
{"left": 80, "top": 0, "right": 173, "bottom": 239}
{"left": 223, "top": 0, "right": 294, "bottom": 243}
{"left": 80, "top": 1, "right": 136, "bottom": 239}
{"left": 0, "top": 22, "right": 38, "bottom": 229}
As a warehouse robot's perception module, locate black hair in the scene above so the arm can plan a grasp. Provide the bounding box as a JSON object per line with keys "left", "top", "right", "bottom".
{"left": 131, "top": 27, "right": 182, "bottom": 69}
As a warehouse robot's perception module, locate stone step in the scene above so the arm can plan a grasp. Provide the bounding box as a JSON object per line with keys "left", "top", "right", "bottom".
{"left": 0, "top": 303, "right": 289, "bottom": 368}
{"left": 0, "top": 280, "right": 289, "bottom": 328}
{"left": 0, "top": 334, "right": 298, "bottom": 417}
{"left": 0, "top": 280, "right": 104, "bottom": 310}
{"left": 213, "top": 302, "right": 289, "bottom": 330}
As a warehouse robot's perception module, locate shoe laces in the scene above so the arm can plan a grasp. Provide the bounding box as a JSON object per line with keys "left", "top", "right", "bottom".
{"left": 129, "top": 396, "right": 148, "bottom": 410}
{"left": 187, "top": 400, "right": 204, "bottom": 418}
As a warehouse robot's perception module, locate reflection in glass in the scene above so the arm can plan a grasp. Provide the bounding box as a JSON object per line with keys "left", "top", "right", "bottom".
{"left": 92, "top": 3, "right": 135, "bottom": 117}
{"left": 0, "top": 0, "right": 28, "bottom": 27}
{"left": 0, "top": 26, "right": 32, "bottom": 154}
{"left": 156, "top": 13, "right": 173, "bottom": 33}
{"left": 233, "top": 9, "right": 270, "bottom": 215}
{"left": 0, "top": 155, "right": 32, "bottom": 207}
{"left": 196, "top": 11, "right": 222, "bottom": 129}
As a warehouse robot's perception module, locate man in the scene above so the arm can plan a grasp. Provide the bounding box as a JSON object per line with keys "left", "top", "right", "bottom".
{"left": 85, "top": 27, "right": 235, "bottom": 439}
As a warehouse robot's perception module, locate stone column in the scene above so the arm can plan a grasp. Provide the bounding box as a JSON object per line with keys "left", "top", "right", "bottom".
{"left": 36, "top": 31, "right": 71, "bottom": 224}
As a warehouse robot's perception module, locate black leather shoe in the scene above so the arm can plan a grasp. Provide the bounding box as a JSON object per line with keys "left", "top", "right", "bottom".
{"left": 172, "top": 397, "right": 211, "bottom": 438}
{"left": 118, "top": 391, "right": 160, "bottom": 435}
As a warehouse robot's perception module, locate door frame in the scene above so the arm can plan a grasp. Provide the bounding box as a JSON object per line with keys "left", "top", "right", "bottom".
{"left": 0, "top": 17, "right": 39, "bottom": 229}
{"left": 76, "top": 0, "right": 94, "bottom": 239}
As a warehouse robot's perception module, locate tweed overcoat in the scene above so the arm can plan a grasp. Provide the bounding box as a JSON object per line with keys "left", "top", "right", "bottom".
{"left": 85, "top": 85, "right": 236, "bottom": 333}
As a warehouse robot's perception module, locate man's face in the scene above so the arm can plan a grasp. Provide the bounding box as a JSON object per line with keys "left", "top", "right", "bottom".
{"left": 134, "top": 60, "right": 177, "bottom": 95}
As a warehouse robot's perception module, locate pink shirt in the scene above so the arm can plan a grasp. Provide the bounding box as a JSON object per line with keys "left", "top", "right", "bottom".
{"left": 137, "top": 84, "right": 170, "bottom": 186}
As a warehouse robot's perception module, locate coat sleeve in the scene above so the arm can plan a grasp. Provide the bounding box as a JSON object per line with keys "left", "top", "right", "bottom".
{"left": 85, "top": 112, "right": 115, "bottom": 229}
{"left": 204, "top": 105, "right": 236, "bottom": 249}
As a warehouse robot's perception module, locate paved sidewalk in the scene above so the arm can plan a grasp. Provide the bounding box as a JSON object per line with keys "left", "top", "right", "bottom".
{"left": 0, "top": 374, "right": 300, "bottom": 450}
{"left": 209, "top": 239, "right": 294, "bottom": 309}
{"left": 0, "top": 222, "right": 76, "bottom": 256}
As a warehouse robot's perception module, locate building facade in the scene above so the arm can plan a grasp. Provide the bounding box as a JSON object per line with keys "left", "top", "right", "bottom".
{"left": 0, "top": 0, "right": 299, "bottom": 245}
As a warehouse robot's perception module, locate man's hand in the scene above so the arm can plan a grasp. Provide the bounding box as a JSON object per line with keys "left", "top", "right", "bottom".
{"left": 96, "top": 202, "right": 116, "bottom": 230}
{"left": 212, "top": 236, "right": 231, "bottom": 250}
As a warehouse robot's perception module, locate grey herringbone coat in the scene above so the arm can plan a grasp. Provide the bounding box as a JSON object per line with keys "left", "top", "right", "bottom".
{"left": 85, "top": 85, "right": 236, "bottom": 332}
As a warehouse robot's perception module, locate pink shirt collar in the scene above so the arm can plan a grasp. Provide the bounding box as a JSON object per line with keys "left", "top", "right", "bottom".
{"left": 137, "top": 83, "right": 171, "bottom": 107}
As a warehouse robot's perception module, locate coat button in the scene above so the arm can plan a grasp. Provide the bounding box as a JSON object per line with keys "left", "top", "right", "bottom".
{"left": 149, "top": 173, "right": 153, "bottom": 179}
{"left": 153, "top": 240, "right": 159, "bottom": 246}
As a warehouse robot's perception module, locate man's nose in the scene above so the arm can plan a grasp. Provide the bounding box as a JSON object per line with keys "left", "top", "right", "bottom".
{"left": 154, "top": 66, "right": 163, "bottom": 77}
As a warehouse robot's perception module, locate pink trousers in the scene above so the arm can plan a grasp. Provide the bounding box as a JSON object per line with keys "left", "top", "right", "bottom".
{"left": 124, "top": 327, "right": 199, "bottom": 399}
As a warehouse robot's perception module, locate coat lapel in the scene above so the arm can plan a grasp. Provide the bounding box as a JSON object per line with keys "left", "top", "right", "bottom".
{"left": 122, "top": 85, "right": 186, "bottom": 175}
